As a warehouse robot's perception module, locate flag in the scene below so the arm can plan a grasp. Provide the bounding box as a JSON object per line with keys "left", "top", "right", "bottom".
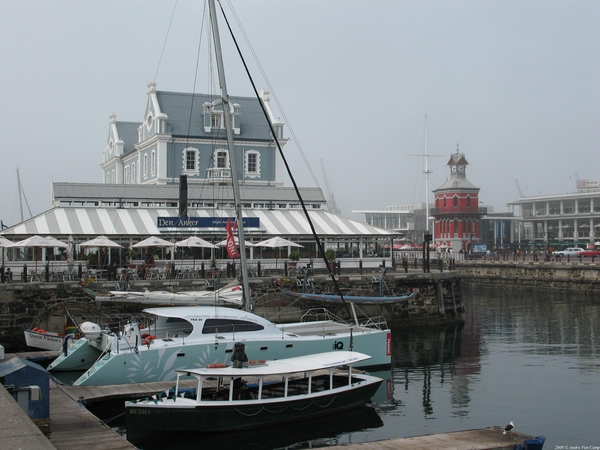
{"left": 225, "top": 218, "right": 239, "bottom": 259}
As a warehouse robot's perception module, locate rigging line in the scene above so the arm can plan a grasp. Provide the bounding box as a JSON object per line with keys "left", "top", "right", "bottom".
{"left": 217, "top": 1, "right": 351, "bottom": 318}
{"left": 154, "top": 0, "right": 179, "bottom": 81}
{"left": 225, "top": 0, "right": 320, "bottom": 189}
{"left": 184, "top": 2, "right": 207, "bottom": 166}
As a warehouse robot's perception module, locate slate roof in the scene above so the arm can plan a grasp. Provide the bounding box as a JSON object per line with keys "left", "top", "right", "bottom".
{"left": 155, "top": 91, "right": 272, "bottom": 141}
{"left": 51, "top": 183, "right": 326, "bottom": 203}
{"left": 114, "top": 121, "right": 139, "bottom": 154}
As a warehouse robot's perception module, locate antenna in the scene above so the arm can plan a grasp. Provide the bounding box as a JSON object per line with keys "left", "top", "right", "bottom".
{"left": 406, "top": 115, "right": 443, "bottom": 240}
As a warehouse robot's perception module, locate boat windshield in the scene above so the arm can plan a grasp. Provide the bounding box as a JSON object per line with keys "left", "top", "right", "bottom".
{"left": 202, "top": 318, "right": 264, "bottom": 334}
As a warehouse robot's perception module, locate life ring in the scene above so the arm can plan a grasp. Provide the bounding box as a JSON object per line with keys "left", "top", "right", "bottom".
{"left": 248, "top": 360, "right": 266, "bottom": 365}
{"left": 32, "top": 327, "right": 46, "bottom": 334}
{"left": 78, "top": 279, "right": 88, "bottom": 287}
{"left": 142, "top": 335, "right": 157, "bottom": 346}
{"left": 206, "top": 363, "right": 228, "bottom": 369}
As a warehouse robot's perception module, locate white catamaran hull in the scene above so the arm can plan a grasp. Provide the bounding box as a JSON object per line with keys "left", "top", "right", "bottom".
{"left": 48, "top": 306, "right": 391, "bottom": 386}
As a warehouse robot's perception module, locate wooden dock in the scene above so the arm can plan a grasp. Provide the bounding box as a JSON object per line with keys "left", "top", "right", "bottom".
{"left": 48, "top": 381, "right": 136, "bottom": 450}
{"left": 338, "top": 427, "right": 540, "bottom": 449}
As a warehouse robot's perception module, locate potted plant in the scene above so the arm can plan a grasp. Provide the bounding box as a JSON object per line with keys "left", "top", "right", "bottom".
{"left": 289, "top": 250, "right": 301, "bottom": 262}
{"left": 324, "top": 249, "right": 336, "bottom": 269}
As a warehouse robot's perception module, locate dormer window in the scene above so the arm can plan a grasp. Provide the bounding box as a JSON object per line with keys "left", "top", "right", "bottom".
{"left": 211, "top": 114, "right": 222, "bottom": 129}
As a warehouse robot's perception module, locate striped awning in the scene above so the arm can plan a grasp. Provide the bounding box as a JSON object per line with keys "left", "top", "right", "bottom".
{"left": 1, "top": 207, "right": 393, "bottom": 240}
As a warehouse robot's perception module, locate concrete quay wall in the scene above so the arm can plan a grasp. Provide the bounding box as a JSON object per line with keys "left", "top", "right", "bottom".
{"left": 455, "top": 260, "right": 600, "bottom": 293}
{"left": 0, "top": 271, "right": 464, "bottom": 352}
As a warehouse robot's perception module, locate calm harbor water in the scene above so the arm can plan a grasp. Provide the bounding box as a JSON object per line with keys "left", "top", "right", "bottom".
{"left": 104, "top": 285, "right": 600, "bottom": 449}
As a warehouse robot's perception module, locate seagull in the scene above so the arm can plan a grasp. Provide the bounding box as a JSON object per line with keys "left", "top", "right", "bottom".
{"left": 503, "top": 421, "right": 515, "bottom": 434}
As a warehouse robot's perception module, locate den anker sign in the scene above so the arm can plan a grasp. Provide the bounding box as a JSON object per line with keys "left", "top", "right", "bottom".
{"left": 157, "top": 217, "right": 260, "bottom": 228}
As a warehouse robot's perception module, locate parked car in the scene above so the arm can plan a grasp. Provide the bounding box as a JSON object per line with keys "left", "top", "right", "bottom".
{"left": 577, "top": 249, "right": 600, "bottom": 257}
{"left": 552, "top": 247, "right": 585, "bottom": 257}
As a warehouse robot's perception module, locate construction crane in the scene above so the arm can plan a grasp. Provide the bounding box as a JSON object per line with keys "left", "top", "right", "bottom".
{"left": 514, "top": 179, "right": 524, "bottom": 198}
{"left": 320, "top": 159, "right": 341, "bottom": 215}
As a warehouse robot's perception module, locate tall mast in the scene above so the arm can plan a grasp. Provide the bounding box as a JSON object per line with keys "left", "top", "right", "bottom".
{"left": 208, "top": 0, "right": 252, "bottom": 310}
{"left": 17, "top": 168, "right": 24, "bottom": 222}
{"left": 407, "top": 115, "right": 443, "bottom": 242}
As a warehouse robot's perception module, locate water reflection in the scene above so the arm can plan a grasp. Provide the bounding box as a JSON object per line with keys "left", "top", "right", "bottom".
{"left": 121, "top": 405, "right": 383, "bottom": 450}
{"left": 81, "top": 287, "right": 600, "bottom": 447}
{"left": 375, "top": 286, "right": 600, "bottom": 446}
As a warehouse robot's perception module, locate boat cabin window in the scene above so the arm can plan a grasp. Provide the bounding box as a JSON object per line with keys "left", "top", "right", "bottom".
{"left": 202, "top": 318, "right": 264, "bottom": 334}
{"left": 166, "top": 317, "right": 189, "bottom": 323}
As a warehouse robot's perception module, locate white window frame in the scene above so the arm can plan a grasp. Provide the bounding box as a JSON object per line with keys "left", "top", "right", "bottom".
{"left": 151, "top": 150, "right": 156, "bottom": 175}
{"left": 215, "top": 149, "right": 229, "bottom": 169}
{"left": 245, "top": 150, "right": 261, "bottom": 178}
{"left": 143, "top": 154, "right": 148, "bottom": 178}
{"left": 183, "top": 147, "right": 199, "bottom": 175}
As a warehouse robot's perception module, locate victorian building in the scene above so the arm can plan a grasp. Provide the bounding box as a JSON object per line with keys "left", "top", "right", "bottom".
{"left": 432, "top": 149, "right": 486, "bottom": 252}
{"left": 1, "top": 82, "right": 394, "bottom": 259}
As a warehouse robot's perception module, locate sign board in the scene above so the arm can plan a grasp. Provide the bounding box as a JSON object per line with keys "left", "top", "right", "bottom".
{"left": 157, "top": 217, "right": 260, "bottom": 229}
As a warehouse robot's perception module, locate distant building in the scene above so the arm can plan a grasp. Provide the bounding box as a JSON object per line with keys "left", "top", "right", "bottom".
{"left": 432, "top": 150, "right": 486, "bottom": 252}
{"left": 507, "top": 178, "right": 600, "bottom": 249}
{"left": 352, "top": 203, "right": 427, "bottom": 244}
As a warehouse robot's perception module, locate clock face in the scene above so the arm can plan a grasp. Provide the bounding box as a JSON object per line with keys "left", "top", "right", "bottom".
{"left": 458, "top": 165, "right": 465, "bottom": 173}
{"left": 451, "top": 166, "right": 457, "bottom": 173}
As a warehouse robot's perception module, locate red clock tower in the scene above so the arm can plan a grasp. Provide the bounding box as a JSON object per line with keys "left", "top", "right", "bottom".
{"left": 432, "top": 148, "right": 484, "bottom": 252}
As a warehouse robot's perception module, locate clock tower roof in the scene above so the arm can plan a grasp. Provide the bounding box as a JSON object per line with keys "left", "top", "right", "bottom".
{"left": 433, "top": 146, "right": 479, "bottom": 193}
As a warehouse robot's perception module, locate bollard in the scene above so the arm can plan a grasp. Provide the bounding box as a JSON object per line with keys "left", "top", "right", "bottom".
{"left": 284, "top": 261, "right": 288, "bottom": 277}
{"left": 439, "top": 259, "right": 443, "bottom": 272}
{"left": 23, "top": 264, "right": 28, "bottom": 282}
{"left": 257, "top": 261, "right": 262, "bottom": 277}
{"left": 78, "top": 264, "right": 83, "bottom": 280}
{"left": 45, "top": 262, "right": 50, "bottom": 282}
{"left": 359, "top": 259, "right": 363, "bottom": 275}
{"left": 201, "top": 262, "right": 205, "bottom": 279}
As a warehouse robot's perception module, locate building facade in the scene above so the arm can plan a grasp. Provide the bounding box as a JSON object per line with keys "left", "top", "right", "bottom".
{"left": 506, "top": 179, "right": 600, "bottom": 249}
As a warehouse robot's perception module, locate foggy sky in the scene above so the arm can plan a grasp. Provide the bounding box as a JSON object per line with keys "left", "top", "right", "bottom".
{"left": 1, "top": 0, "right": 598, "bottom": 228}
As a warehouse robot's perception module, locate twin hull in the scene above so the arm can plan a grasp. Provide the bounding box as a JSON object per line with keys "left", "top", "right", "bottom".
{"left": 70, "top": 330, "right": 391, "bottom": 386}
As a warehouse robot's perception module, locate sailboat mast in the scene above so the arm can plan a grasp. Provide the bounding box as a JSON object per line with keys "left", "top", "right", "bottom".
{"left": 17, "top": 168, "right": 24, "bottom": 222}
{"left": 208, "top": 0, "right": 252, "bottom": 310}
{"left": 423, "top": 116, "right": 431, "bottom": 237}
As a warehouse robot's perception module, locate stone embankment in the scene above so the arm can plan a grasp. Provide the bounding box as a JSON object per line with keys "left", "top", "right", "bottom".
{"left": 455, "top": 259, "right": 600, "bottom": 293}
{"left": 0, "top": 268, "right": 463, "bottom": 352}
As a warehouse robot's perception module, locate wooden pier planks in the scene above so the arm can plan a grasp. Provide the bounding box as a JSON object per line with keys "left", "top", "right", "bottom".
{"left": 48, "top": 381, "right": 135, "bottom": 450}
{"left": 337, "top": 427, "right": 536, "bottom": 449}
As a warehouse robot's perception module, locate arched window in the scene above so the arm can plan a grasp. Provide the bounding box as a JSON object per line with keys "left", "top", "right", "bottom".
{"left": 453, "top": 195, "right": 458, "bottom": 207}
{"left": 143, "top": 154, "right": 148, "bottom": 177}
{"left": 467, "top": 196, "right": 471, "bottom": 208}
{"left": 151, "top": 150, "right": 156, "bottom": 175}
{"left": 454, "top": 219, "right": 459, "bottom": 237}
{"left": 443, "top": 197, "right": 447, "bottom": 208}
{"left": 131, "top": 162, "right": 136, "bottom": 183}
